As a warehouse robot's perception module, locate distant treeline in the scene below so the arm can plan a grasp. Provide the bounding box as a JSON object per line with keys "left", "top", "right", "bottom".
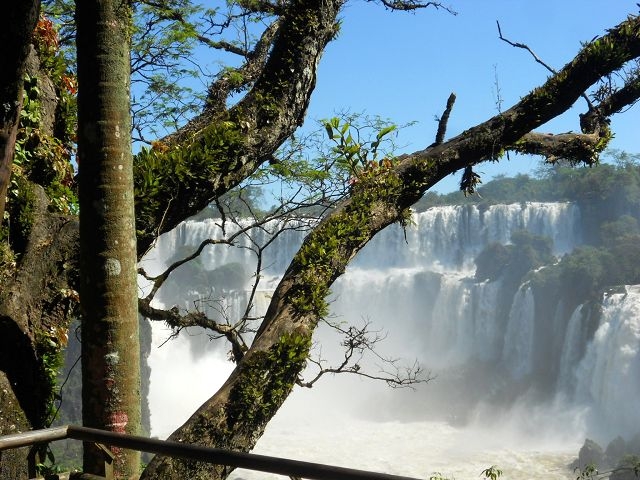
{"left": 417, "top": 150, "right": 640, "bottom": 214}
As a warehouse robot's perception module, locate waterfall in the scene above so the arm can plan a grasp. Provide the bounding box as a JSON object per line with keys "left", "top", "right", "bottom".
{"left": 572, "top": 286, "right": 640, "bottom": 438}
{"left": 142, "top": 201, "right": 639, "bottom": 478}
{"left": 502, "top": 285, "right": 536, "bottom": 380}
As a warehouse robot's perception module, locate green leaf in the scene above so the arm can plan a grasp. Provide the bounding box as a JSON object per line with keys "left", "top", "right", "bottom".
{"left": 324, "top": 122, "right": 334, "bottom": 140}
{"left": 376, "top": 125, "right": 397, "bottom": 140}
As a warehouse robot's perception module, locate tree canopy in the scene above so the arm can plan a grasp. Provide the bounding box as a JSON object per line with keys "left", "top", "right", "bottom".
{"left": 2, "top": 1, "right": 640, "bottom": 479}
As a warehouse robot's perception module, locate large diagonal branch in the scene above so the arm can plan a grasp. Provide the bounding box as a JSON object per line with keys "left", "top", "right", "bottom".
{"left": 140, "top": 14, "right": 640, "bottom": 480}
{"left": 134, "top": 0, "right": 343, "bottom": 255}
{"left": 581, "top": 72, "right": 640, "bottom": 131}
{"left": 202, "top": 20, "right": 281, "bottom": 113}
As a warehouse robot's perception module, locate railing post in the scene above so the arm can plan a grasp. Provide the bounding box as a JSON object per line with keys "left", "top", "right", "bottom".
{"left": 26, "top": 445, "right": 37, "bottom": 479}
{"left": 95, "top": 443, "right": 114, "bottom": 480}
{"left": 67, "top": 443, "right": 113, "bottom": 480}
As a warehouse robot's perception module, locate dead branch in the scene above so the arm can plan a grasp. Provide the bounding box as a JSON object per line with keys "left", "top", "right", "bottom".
{"left": 509, "top": 130, "right": 608, "bottom": 165}
{"left": 139, "top": 298, "right": 248, "bottom": 362}
{"left": 497, "top": 20, "right": 556, "bottom": 74}
{"left": 434, "top": 92, "right": 456, "bottom": 146}
{"left": 497, "top": 20, "right": 594, "bottom": 110}
{"left": 375, "top": 0, "right": 457, "bottom": 14}
{"left": 298, "top": 319, "right": 430, "bottom": 389}
{"left": 138, "top": 236, "right": 235, "bottom": 303}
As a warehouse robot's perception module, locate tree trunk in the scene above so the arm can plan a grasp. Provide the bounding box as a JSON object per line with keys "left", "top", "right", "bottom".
{"left": 0, "top": 0, "right": 40, "bottom": 222}
{"left": 76, "top": 0, "right": 140, "bottom": 478}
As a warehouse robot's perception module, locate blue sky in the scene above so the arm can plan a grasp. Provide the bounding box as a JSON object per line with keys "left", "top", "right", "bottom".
{"left": 302, "top": 0, "right": 640, "bottom": 192}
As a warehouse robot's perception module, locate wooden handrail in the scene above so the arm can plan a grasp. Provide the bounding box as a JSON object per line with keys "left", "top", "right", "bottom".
{"left": 1, "top": 425, "right": 427, "bottom": 480}
{"left": 0, "top": 425, "right": 69, "bottom": 449}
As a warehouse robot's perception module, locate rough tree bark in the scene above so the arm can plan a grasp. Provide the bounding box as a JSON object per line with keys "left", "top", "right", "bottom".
{"left": 0, "top": 5, "right": 77, "bottom": 477}
{"left": 0, "top": 1, "right": 40, "bottom": 221}
{"left": 76, "top": 0, "right": 141, "bottom": 477}
{"left": 0, "top": 187, "right": 78, "bottom": 477}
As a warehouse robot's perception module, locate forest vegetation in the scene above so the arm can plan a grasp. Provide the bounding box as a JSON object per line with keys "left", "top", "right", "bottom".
{"left": 3, "top": 1, "right": 640, "bottom": 479}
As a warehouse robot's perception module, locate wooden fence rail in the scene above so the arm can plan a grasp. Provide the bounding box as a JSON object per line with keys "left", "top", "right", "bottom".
{"left": 0, "top": 424, "right": 427, "bottom": 480}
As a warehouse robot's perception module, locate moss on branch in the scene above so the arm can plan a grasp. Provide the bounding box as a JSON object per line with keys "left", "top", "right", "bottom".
{"left": 227, "top": 331, "right": 311, "bottom": 433}
{"left": 133, "top": 118, "right": 246, "bottom": 249}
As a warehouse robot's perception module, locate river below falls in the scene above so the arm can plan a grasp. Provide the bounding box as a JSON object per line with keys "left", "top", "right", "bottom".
{"left": 149, "top": 324, "right": 582, "bottom": 480}
{"left": 228, "top": 407, "right": 578, "bottom": 480}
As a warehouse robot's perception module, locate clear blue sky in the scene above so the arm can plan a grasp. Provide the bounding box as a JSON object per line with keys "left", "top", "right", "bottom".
{"left": 301, "top": 0, "right": 640, "bottom": 193}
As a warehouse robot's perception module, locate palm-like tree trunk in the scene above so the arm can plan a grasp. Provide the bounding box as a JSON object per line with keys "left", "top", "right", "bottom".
{"left": 76, "top": 0, "right": 141, "bottom": 477}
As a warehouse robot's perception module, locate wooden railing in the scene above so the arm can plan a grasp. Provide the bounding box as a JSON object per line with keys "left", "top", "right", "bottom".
{"left": 0, "top": 424, "right": 426, "bottom": 480}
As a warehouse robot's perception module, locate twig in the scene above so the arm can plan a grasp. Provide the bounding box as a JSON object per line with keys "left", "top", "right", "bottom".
{"left": 298, "top": 319, "right": 430, "bottom": 389}
{"left": 497, "top": 20, "right": 594, "bottom": 110}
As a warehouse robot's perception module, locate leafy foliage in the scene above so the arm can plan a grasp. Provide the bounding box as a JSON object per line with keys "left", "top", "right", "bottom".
{"left": 322, "top": 116, "right": 398, "bottom": 183}
{"left": 481, "top": 466, "right": 503, "bottom": 480}
{"left": 8, "top": 14, "right": 78, "bottom": 231}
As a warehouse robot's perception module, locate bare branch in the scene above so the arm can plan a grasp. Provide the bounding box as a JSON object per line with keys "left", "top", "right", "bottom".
{"left": 138, "top": 236, "right": 235, "bottom": 303}
{"left": 139, "top": 298, "right": 249, "bottom": 362}
{"left": 581, "top": 71, "right": 640, "bottom": 131}
{"left": 298, "top": 319, "right": 430, "bottom": 389}
{"left": 497, "top": 20, "right": 556, "bottom": 74}
{"left": 509, "top": 130, "right": 608, "bottom": 165}
{"left": 434, "top": 92, "right": 456, "bottom": 146}
{"left": 497, "top": 20, "right": 594, "bottom": 111}
{"left": 374, "top": 0, "right": 457, "bottom": 14}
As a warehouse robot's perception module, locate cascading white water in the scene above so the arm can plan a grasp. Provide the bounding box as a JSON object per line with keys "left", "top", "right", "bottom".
{"left": 572, "top": 285, "right": 640, "bottom": 439}
{"left": 502, "top": 286, "right": 536, "bottom": 380}
{"left": 142, "top": 201, "right": 639, "bottom": 479}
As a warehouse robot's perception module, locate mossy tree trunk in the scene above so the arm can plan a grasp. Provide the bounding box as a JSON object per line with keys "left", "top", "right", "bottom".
{"left": 76, "top": 0, "right": 141, "bottom": 478}
{"left": 0, "top": 0, "right": 40, "bottom": 221}
{"left": 0, "top": 6, "right": 79, "bottom": 474}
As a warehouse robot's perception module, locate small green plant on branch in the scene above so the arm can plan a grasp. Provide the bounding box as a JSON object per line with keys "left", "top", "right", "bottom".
{"left": 322, "top": 116, "right": 398, "bottom": 185}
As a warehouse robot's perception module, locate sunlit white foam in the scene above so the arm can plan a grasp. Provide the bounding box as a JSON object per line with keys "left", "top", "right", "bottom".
{"left": 148, "top": 321, "right": 234, "bottom": 439}
{"left": 142, "top": 202, "right": 639, "bottom": 478}
{"left": 573, "top": 285, "right": 640, "bottom": 440}
{"left": 227, "top": 391, "right": 579, "bottom": 480}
